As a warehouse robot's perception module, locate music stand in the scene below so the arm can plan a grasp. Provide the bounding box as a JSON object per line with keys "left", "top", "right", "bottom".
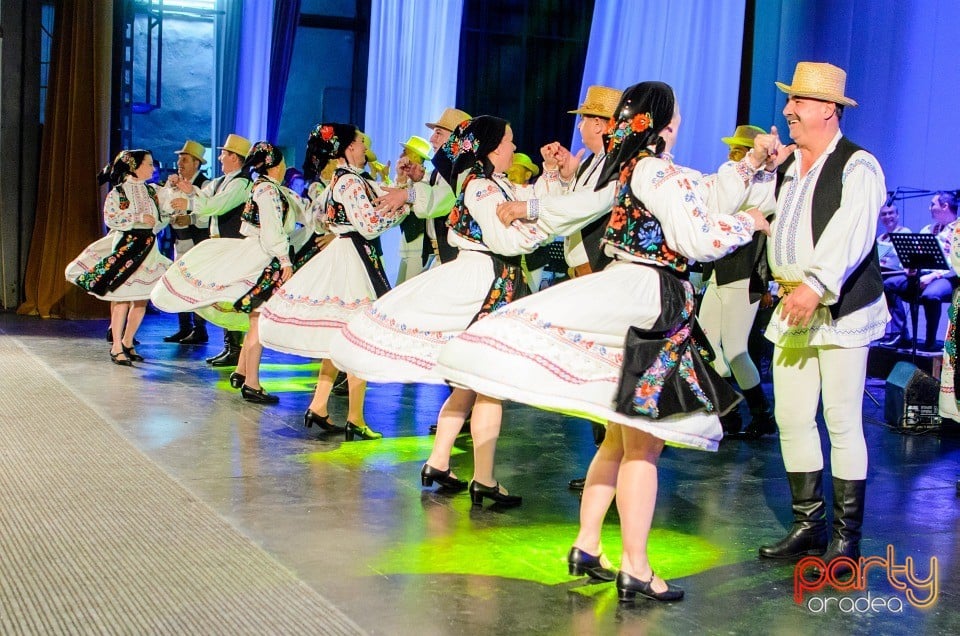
{"left": 888, "top": 233, "right": 949, "bottom": 363}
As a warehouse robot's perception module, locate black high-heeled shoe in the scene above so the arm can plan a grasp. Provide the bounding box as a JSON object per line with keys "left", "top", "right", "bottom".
{"left": 468, "top": 480, "right": 522, "bottom": 507}
{"left": 229, "top": 372, "right": 245, "bottom": 389}
{"left": 110, "top": 351, "right": 133, "bottom": 367}
{"left": 303, "top": 409, "right": 345, "bottom": 434}
{"left": 616, "top": 570, "right": 684, "bottom": 603}
{"left": 344, "top": 422, "right": 382, "bottom": 441}
{"left": 122, "top": 345, "right": 144, "bottom": 362}
{"left": 240, "top": 385, "right": 279, "bottom": 404}
{"left": 421, "top": 464, "right": 468, "bottom": 492}
{"left": 567, "top": 547, "right": 616, "bottom": 582}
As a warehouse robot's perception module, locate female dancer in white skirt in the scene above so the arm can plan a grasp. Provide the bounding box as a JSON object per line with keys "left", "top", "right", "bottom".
{"left": 258, "top": 124, "right": 408, "bottom": 440}
{"left": 151, "top": 142, "right": 299, "bottom": 403}
{"left": 329, "top": 115, "right": 552, "bottom": 502}
{"left": 66, "top": 150, "right": 172, "bottom": 366}
{"left": 434, "top": 82, "right": 772, "bottom": 602}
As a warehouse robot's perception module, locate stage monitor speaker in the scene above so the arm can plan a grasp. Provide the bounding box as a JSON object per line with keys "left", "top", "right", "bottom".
{"left": 885, "top": 361, "right": 941, "bottom": 429}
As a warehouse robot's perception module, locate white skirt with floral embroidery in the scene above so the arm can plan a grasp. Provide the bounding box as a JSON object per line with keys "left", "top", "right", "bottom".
{"left": 328, "top": 250, "right": 498, "bottom": 383}
{"left": 259, "top": 236, "right": 385, "bottom": 358}
{"left": 150, "top": 236, "right": 273, "bottom": 331}
{"left": 434, "top": 259, "right": 724, "bottom": 451}
{"left": 66, "top": 231, "right": 172, "bottom": 302}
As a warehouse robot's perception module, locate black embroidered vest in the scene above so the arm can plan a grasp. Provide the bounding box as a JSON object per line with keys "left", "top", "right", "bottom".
{"left": 447, "top": 174, "right": 512, "bottom": 245}
{"left": 241, "top": 177, "right": 289, "bottom": 227}
{"left": 600, "top": 154, "right": 688, "bottom": 273}
{"left": 775, "top": 136, "right": 882, "bottom": 319}
{"left": 325, "top": 167, "right": 377, "bottom": 226}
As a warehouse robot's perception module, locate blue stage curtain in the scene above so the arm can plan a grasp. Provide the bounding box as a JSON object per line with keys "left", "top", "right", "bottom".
{"left": 363, "top": 0, "right": 465, "bottom": 282}
{"left": 212, "top": 0, "right": 243, "bottom": 176}
{"left": 750, "top": 0, "right": 960, "bottom": 231}
{"left": 234, "top": 0, "right": 274, "bottom": 143}
{"left": 576, "top": 0, "right": 747, "bottom": 173}
{"left": 266, "top": 0, "right": 301, "bottom": 143}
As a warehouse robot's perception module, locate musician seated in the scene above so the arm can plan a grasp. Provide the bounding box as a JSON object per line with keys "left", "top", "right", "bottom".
{"left": 881, "top": 193, "right": 958, "bottom": 351}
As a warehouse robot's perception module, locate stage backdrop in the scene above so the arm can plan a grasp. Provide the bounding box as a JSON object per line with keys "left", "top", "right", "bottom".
{"left": 363, "top": 0, "right": 464, "bottom": 283}
{"left": 749, "top": 0, "right": 960, "bottom": 231}
{"left": 577, "top": 0, "right": 747, "bottom": 174}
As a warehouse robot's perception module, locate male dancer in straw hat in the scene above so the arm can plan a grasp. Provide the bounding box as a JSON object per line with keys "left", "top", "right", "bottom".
{"left": 395, "top": 135, "right": 432, "bottom": 283}
{"left": 748, "top": 62, "right": 886, "bottom": 572}
{"left": 377, "top": 108, "right": 472, "bottom": 269}
{"left": 170, "top": 133, "right": 253, "bottom": 366}
{"left": 699, "top": 125, "right": 776, "bottom": 440}
{"left": 163, "top": 140, "right": 210, "bottom": 344}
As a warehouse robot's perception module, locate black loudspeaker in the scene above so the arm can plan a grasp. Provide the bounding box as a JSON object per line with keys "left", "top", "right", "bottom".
{"left": 885, "top": 361, "right": 941, "bottom": 429}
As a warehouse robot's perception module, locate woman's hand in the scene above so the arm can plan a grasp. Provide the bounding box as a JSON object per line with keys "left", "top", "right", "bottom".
{"left": 374, "top": 186, "right": 409, "bottom": 214}
{"left": 280, "top": 265, "right": 293, "bottom": 283}
{"left": 141, "top": 214, "right": 156, "bottom": 227}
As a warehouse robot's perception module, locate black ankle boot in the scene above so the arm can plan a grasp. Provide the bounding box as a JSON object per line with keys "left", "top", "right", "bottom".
{"left": 820, "top": 478, "right": 866, "bottom": 573}
{"left": 720, "top": 407, "right": 743, "bottom": 438}
{"left": 759, "top": 471, "right": 829, "bottom": 559}
{"left": 210, "top": 331, "right": 243, "bottom": 367}
{"left": 740, "top": 385, "right": 776, "bottom": 439}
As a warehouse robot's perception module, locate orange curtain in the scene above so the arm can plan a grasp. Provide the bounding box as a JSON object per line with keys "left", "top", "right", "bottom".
{"left": 18, "top": 0, "right": 113, "bottom": 319}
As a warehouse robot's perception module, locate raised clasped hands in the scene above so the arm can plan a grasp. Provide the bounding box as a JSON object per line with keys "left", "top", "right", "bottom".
{"left": 749, "top": 126, "right": 796, "bottom": 171}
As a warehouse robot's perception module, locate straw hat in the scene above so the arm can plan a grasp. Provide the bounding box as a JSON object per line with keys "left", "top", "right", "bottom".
{"left": 175, "top": 139, "right": 207, "bottom": 164}
{"left": 426, "top": 108, "right": 472, "bottom": 132}
{"left": 775, "top": 62, "right": 858, "bottom": 107}
{"left": 721, "top": 125, "right": 766, "bottom": 148}
{"left": 217, "top": 133, "right": 252, "bottom": 158}
{"left": 568, "top": 85, "right": 622, "bottom": 119}
{"left": 511, "top": 152, "right": 540, "bottom": 177}
{"left": 400, "top": 135, "right": 431, "bottom": 162}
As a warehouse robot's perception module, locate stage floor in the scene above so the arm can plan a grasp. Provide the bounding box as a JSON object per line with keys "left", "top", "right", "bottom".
{"left": 1, "top": 312, "right": 957, "bottom": 635}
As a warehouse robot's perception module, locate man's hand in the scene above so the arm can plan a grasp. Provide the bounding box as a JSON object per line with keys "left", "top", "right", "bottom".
{"left": 558, "top": 148, "right": 585, "bottom": 181}
{"left": 496, "top": 201, "right": 527, "bottom": 226}
{"left": 780, "top": 283, "right": 821, "bottom": 328}
{"left": 175, "top": 179, "right": 194, "bottom": 194}
{"left": 540, "top": 142, "right": 563, "bottom": 171}
{"left": 170, "top": 198, "right": 189, "bottom": 212}
{"left": 373, "top": 186, "right": 408, "bottom": 214}
{"left": 141, "top": 214, "right": 156, "bottom": 227}
{"left": 171, "top": 214, "right": 191, "bottom": 228}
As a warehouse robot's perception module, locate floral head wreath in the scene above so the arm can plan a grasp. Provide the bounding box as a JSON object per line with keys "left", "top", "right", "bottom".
{"left": 604, "top": 112, "right": 653, "bottom": 154}
{"left": 250, "top": 141, "right": 282, "bottom": 166}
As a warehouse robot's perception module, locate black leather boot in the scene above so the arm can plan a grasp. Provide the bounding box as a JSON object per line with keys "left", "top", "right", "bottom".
{"left": 720, "top": 407, "right": 743, "bottom": 438}
{"left": 739, "top": 385, "right": 776, "bottom": 439}
{"left": 820, "top": 478, "right": 865, "bottom": 572}
{"left": 179, "top": 314, "right": 209, "bottom": 344}
{"left": 164, "top": 313, "right": 193, "bottom": 342}
{"left": 210, "top": 330, "right": 243, "bottom": 367}
{"left": 759, "top": 471, "right": 829, "bottom": 559}
{"left": 206, "top": 331, "right": 231, "bottom": 364}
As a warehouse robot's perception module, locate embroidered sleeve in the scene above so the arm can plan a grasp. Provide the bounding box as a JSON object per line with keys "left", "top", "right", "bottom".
{"left": 636, "top": 157, "right": 755, "bottom": 261}
{"left": 532, "top": 169, "right": 567, "bottom": 198}
{"left": 103, "top": 188, "right": 134, "bottom": 230}
{"left": 304, "top": 184, "right": 329, "bottom": 233}
{"left": 464, "top": 178, "right": 547, "bottom": 256}
{"left": 338, "top": 173, "right": 407, "bottom": 239}
{"left": 806, "top": 150, "right": 886, "bottom": 304}
{"left": 535, "top": 182, "right": 618, "bottom": 238}
{"left": 254, "top": 182, "right": 292, "bottom": 267}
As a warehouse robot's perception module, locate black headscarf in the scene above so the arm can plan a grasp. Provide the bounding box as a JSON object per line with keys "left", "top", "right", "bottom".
{"left": 441, "top": 115, "right": 509, "bottom": 191}
{"left": 303, "top": 123, "right": 358, "bottom": 181}
{"left": 595, "top": 82, "right": 676, "bottom": 190}
{"left": 241, "top": 141, "right": 285, "bottom": 180}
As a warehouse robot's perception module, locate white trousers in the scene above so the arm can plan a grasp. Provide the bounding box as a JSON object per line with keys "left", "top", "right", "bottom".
{"left": 699, "top": 278, "right": 761, "bottom": 390}
{"left": 772, "top": 344, "right": 869, "bottom": 480}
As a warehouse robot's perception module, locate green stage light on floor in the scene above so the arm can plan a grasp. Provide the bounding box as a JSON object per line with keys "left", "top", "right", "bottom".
{"left": 299, "top": 436, "right": 467, "bottom": 469}
{"left": 369, "top": 511, "right": 735, "bottom": 586}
